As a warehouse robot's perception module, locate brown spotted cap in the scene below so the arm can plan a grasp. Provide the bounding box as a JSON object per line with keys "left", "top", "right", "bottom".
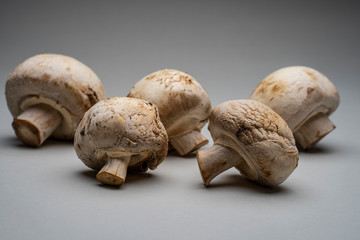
{"left": 6, "top": 54, "right": 106, "bottom": 139}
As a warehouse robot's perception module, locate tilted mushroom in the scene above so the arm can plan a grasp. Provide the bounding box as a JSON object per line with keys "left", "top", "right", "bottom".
{"left": 197, "top": 99, "right": 298, "bottom": 187}
{"left": 74, "top": 97, "right": 168, "bottom": 186}
{"left": 127, "top": 69, "right": 212, "bottom": 156}
{"left": 250, "top": 66, "right": 339, "bottom": 150}
{"left": 5, "top": 53, "right": 105, "bottom": 147}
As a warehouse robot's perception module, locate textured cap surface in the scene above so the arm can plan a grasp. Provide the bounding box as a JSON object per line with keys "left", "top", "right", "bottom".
{"left": 128, "top": 69, "right": 212, "bottom": 137}
{"left": 209, "top": 99, "right": 298, "bottom": 186}
{"left": 74, "top": 97, "right": 168, "bottom": 171}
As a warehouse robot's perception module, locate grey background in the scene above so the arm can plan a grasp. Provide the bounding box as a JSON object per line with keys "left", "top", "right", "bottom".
{"left": 1, "top": 0, "right": 360, "bottom": 239}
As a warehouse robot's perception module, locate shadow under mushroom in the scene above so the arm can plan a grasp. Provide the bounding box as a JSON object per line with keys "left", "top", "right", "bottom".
{"left": 77, "top": 169, "right": 159, "bottom": 189}
{"left": 198, "top": 174, "right": 292, "bottom": 195}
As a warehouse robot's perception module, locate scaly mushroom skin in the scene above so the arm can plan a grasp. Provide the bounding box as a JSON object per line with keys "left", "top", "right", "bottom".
{"left": 74, "top": 97, "right": 168, "bottom": 186}
{"left": 6, "top": 54, "right": 105, "bottom": 147}
{"left": 197, "top": 100, "right": 298, "bottom": 187}
{"left": 127, "top": 69, "right": 212, "bottom": 156}
{"left": 250, "top": 66, "right": 339, "bottom": 150}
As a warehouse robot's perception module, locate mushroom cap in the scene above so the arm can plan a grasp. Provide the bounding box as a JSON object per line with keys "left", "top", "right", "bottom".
{"left": 6, "top": 53, "right": 106, "bottom": 139}
{"left": 209, "top": 99, "right": 298, "bottom": 186}
{"left": 249, "top": 66, "right": 339, "bottom": 132}
{"left": 74, "top": 97, "right": 168, "bottom": 172}
{"left": 127, "top": 69, "right": 212, "bottom": 137}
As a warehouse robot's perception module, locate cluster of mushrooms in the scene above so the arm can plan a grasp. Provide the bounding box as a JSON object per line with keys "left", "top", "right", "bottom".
{"left": 5, "top": 54, "right": 340, "bottom": 187}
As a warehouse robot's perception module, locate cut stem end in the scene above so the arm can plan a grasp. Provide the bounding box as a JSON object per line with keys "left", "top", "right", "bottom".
{"left": 96, "top": 156, "right": 131, "bottom": 186}
{"left": 294, "top": 114, "right": 335, "bottom": 150}
{"left": 196, "top": 144, "right": 241, "bottom": 186}
{"left": 169, "top": 130, "right": 208, "bottom": 156}
{"left": 12, "top": 104, "right": 62, "bottom": 147}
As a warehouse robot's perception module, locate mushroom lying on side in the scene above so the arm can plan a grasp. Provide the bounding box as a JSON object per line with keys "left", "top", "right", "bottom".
{"left": 74, "top": 97, "right": 168, "bottom": 186}
{"left": 6, "top": 53, "right": 105, "bottom": 147}
{"left": 127, "top": 69, "right": 212, "bottom": 156}
{"left": 250, "top": 66, "right": 339, "bottom": 150}
{"left": 197, "top": 99, "right": 298, "bottom": 187}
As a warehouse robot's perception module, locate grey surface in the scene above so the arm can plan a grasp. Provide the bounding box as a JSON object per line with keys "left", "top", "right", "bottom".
{"left": 1, "top": 0, "right": 360, "bottom": 239}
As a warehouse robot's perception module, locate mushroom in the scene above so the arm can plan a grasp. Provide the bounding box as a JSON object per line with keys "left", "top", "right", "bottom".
{"left": 197, "top": 99, "right": 298, "bottom": 187}
{"left": 249, "top": 66, "right": 340, "bottom": 150}
{"left": 127, "top": 69, "right": 212, "bottom": 156}
{"left": 5, "top": 53, "right": 105, "bottom": 147}
{"left": 74, "top": 97, "right": 168, "bottom": 186}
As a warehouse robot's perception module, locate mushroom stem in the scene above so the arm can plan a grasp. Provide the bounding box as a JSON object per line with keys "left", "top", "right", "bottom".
{"left": 294, "top": 114, "right": 335, "bottom": 150}
{"left": 12, "top": 104, "right": 62, "bottom": 147}
{"left": 197, "top": 144, "right": 242, "bottom": 186}
{"left": 96, "top": 156, "right": 131, "bottom": 186}
{"left": 170, "top": 130, "right": 208, "bottom": 156}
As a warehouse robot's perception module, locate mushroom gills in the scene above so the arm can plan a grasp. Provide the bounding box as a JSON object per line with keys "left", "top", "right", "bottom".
{"left": 12, "top": 104, "right": 62, "bottom": 147}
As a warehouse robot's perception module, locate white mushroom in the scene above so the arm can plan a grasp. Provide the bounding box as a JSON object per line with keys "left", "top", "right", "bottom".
{"left": 250, "top": 66, "right": 340, "bottom": 150}
{"left": 6, "top": 53, "right": 105, "bottom": 147}
{"left": 74, "top": 97, "right": 168, "bottom": 186}
{"left": 127, "top": 69, "right": 212, "bottom": 156}
{"left": 197, "top": 99, "right": 298, "bottom": 187}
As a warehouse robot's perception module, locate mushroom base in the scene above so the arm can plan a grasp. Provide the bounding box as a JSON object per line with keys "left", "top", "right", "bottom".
{"left": 12, "top": 104, "right": 62, "bottom": 147}
{"left": 169, "top": 130, "right": 208, "bottom": 156}
{"left": 294, "top": 114, "right": 335, "bottom": 150}
{"left": 96, "top": 156, "right": 131, "bottom": 186}
{"left": 197, "top": 144, "right": 242, "bottom": 186}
